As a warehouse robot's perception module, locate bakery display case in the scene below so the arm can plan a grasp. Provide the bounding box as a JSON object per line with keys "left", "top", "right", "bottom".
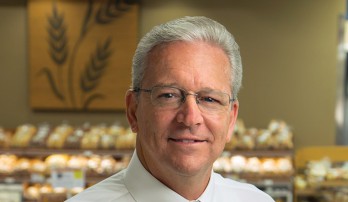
{"left": 0, "top": 119, "right": 294, "bottom": 202}
{"left": 221, "top": 119, "right": 294, "bottom": 202}
{"left": 0, "top": 123, "right": 134, "bottom": 202}
{"left": 294, "top": 146, "right": 348, "bottom": 202}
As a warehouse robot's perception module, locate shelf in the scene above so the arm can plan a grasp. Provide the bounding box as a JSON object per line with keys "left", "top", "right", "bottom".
{"left": 0, "top": 147, "right": 293, "bottom": 158}
{"left": 221, "top": 172, "right": 293, "bottom": 187}
{"left": 0, "top": 172, "right": 115, "bottom": 185}
{"left": 222, "top": 149, "right": 294, "bottom": 157}
{"left": 0, "top": 148, "right": 134, "bottom": 158}
{"left": 312, "top": 179, "right": 348, "bottom": 188}
{"left": 295, "top": 180, "right": 348, "bottom": 198}
{"left": 295, "top": 188, "right": 317, "bottom": 197}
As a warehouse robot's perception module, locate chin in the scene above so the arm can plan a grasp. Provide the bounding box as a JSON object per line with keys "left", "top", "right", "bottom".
{"left": 169, "top": 157, "right": 210, "bottom": 175}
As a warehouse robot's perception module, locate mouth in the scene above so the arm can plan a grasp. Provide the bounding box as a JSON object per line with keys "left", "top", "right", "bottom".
{"left": 168, "top": 138, "right": 207, "bottom": 143}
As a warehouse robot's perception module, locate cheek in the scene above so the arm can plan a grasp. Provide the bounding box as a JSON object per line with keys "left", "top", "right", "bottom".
{"left": 207, "top": 114, "right": 231, "bottom": 142}
{"left": 137, "top": 108, "right": 173, "bottom": 139}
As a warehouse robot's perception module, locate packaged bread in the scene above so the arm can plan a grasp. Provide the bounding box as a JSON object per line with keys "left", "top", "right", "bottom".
{"left": 100, "top": 133, "right": 117, "bottom": 149}
{"left": 238, "top": 128, "right": 257, "bottom": 150}
{"left": 103, "top": 123, "right": 128, "bottom": 149}
{"left": 64, "top": 128, "right": 84, "bottom": 149}
{"left": 268, "top": 120, "right": 294, "bottom": 149}
{"left": 30, "top": 123, "right": 51, "bottom": 147}
{"left": 11, "top": 124, "right": 37, "bottom": 148}
{"left": 256, "top": 129, "right": 276, "bottom": 149}
{"left": 107, "top": 123, "right": 126, "bottom": 136}
{"left": 46, "top": 124, "right": 73, "bottom": 149}
{"left": 81, "top": 130, "right": 100, "bottom": 149}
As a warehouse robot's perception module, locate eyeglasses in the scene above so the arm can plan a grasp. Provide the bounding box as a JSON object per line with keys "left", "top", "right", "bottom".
{"left": 132, "top": 86, "right": 235, "bottom": 113}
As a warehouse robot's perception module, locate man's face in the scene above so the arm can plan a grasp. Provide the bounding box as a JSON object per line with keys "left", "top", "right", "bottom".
{"left": 127, "top": 41, "right": 239, "bottom": 179}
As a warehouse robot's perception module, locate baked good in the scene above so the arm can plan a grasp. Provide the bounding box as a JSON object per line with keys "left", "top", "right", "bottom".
{"left": 46, "top": 124, "right": 73, "bottom": 149}
{"left": 64, "top": 128, "right": 84, "bottom": 149}
{"left": 30, "top": 123, "right": 51, "bottom": 147}
{"left": 11, "top": 124, "right": 37, "bottom": 147}
{"left": 115, "top": 128, "right": 136, "bottom": 150}
{"left": 245, "top": 157, "right": 261, "bottom": 173}
{"left": 230, "top": 155, "right": 247, "bottom": 173}
{"left": 45, "top": 154, "right": 69, "bottom": 169}
{"left": 67, "top": 155, "right": 88, "bottom": 169}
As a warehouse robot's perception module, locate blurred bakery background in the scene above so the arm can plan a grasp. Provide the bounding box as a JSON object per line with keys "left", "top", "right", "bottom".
{"left": 0, "top": 0, "right": 348, "bottom": 201}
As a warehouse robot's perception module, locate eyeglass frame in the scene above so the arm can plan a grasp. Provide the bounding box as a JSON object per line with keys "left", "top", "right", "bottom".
{"left": 131, "top": 85, "right": 236, "bottom": 111}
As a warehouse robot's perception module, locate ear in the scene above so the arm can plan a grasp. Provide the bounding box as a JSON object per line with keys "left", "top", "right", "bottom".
{"left": 125, "top": 90, "right": 139, "bottom": 133}
{"left": 226, "top": 100, "right": 239, "bottom": 142}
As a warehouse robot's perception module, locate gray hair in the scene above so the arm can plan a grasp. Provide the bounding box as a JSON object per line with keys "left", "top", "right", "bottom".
{"left": 131, "top": 16, "right": 242, "bottom": 99}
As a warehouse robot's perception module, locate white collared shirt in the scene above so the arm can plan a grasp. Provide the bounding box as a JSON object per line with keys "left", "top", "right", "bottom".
{"left": 66, "top": 152, "right": 274, "bottom": 202}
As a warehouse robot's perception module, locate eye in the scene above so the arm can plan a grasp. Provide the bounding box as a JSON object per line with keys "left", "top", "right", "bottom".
{"left": 153, "top": 87, "right": 182, "bottom": 102}
{"left": 200, "top": 96, "right": 221, "bottom": 104}
{"left": 158, "top": 92, "right": 178, "bottom": 99}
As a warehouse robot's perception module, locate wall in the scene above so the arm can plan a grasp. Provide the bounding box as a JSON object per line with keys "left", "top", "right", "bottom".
{"left": 0, "top": 0, "right": 345, "bottom": 149}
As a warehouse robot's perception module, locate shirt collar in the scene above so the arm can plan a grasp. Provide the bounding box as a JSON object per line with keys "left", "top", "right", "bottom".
{"left": 124, "top": 151, "right": 215, "bottom": 202}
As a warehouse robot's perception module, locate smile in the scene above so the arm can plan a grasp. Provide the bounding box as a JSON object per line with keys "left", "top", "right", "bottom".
{"left": 168, "top": 138, "right": 206, "bottom": 143}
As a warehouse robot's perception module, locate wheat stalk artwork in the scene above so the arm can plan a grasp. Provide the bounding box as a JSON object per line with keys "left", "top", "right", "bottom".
{"left": 29, "top": 0, "right": 138, "bottom": 111}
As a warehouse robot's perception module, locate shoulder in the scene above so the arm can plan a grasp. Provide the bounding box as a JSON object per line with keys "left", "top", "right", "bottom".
{"left": 65, "top": 170, "right": 133, "bottom": 202}
{"left": 212, "top": 173, "right": 275, "bottom": 202}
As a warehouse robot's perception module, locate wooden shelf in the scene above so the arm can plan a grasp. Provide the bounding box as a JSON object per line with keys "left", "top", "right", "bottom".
{"left": 0, "top": 148, "right": 134, "bottom": 158}
{"left": 0, "top": 148, "right": 293, "bottom": 159}
{"left": 222, "top": 149, "right": 294, "bottom": 157}
{"left": 312, "top": 179, "right": 348, "bottom": 188}
{"left": 295, "top": 180, "right": 348, "bottom": 199}
{"left": 221, "top": 172, "right": 293, "bottom": 187}
{"left": 295, "top": 188, "right": 317, "bottom": 197}
{"left": 0, "top": 172, "right": 114, "bottom": 185}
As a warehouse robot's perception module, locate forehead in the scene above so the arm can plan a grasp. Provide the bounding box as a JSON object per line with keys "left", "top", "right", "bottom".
{"left": 143, "top": 41, "right": 231, "bottom": 92}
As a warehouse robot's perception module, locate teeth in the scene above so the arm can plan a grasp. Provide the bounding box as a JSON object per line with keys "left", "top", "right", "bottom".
{"left": 181, "top": 140, "right": 195, "bottom": 143}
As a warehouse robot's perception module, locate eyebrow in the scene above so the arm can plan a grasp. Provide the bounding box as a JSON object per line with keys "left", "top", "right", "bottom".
{"left": 151, "top": 82, "right": 179, "bottom": 88}
{"left": 151, "top": 84, "right": 228, "bottom": 95}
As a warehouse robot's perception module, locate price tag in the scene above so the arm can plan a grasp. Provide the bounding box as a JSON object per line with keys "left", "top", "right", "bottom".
{"left": 50, "top": 170, "right": 85, "bottom": 189}
{"left": 0, "top": 184, "right": 22, "bottom": 202}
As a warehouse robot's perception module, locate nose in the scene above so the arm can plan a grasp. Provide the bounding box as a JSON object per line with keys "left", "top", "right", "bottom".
{"left": 176, "top": 93, "right": 204, "bottom": 127}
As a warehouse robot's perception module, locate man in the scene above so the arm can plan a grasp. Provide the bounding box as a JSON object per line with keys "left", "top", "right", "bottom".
{"left": 66, "top": 16, "right": 274, "bottom": 202}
